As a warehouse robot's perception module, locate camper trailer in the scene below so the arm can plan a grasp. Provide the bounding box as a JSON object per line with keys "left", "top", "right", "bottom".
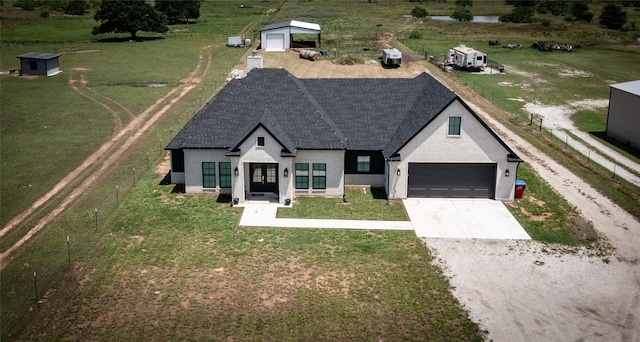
{"left": 445, "top": 45, "right": 487, "bottom": 71}
{"left": 382, "top": 48, "right": 402, "bottom": 67}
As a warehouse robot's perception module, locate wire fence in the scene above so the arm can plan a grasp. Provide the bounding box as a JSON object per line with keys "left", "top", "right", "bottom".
{"left": 0, "top": 42, "right": 256, "bottom": 339}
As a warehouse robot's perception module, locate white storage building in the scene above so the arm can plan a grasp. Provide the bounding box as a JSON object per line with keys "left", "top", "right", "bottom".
{"left": 260, "top": 20, "right": 321, "bottom": 51}
{"left": 607, "top": 80, "right": 640, "bottom": 150}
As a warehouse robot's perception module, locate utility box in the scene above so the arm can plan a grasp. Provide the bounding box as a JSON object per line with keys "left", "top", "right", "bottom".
{"left": 228, "top": 36, "right": 242, "bottom": 47}
{"left": 515, "top": 180, "right": 527, "bottom": 199}
{"left": 382, "top": 48, "right": 402, "bottom": 67}
{"left": 247, "top": 50, "right": 263, "bottom": 73}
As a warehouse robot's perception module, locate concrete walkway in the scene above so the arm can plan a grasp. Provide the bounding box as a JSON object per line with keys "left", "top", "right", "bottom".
{"left": 237, "top": 199, "right": 530, "bottom": 240}
{"left": 237, "top": 202, "right": 414, "bottom": 230}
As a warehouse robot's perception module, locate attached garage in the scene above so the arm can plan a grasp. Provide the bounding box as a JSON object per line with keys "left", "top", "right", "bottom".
{"left": 407, "top": 163, "right": 496, "bottom": 199}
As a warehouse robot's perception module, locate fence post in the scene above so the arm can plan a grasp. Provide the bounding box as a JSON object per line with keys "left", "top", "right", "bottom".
{"left": 116, "top": 185, "right": 119, "bottom": 207}
{"left": 94, "top": 208, "right": 98, "bottom": 230}
{"left": 33, "top": 271, "right": 38, "bottom": 301}
{"left": 539, "top": 118, "right": 542, "bottom": 131}
{"left": 132, "top": 167, "right": 136, "bottom": 187}
{"left": 67, "top": 236, "right": 71, "bottom": 264}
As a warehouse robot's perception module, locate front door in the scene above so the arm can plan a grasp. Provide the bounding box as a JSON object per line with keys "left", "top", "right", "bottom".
{"left": 250, "top": 163, "right": 278, "bottom": 193}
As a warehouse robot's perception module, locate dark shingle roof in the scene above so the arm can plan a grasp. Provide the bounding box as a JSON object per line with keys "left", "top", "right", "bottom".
{"left": 167, "top": 68, "right": 519, "bottom": 160}
{"left": 167, "top": 68, "right": 346, "bottom": 151}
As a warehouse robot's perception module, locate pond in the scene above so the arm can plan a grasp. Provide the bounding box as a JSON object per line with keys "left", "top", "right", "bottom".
{"left": 429, "top": 15, "right": 500, "bottom": 23}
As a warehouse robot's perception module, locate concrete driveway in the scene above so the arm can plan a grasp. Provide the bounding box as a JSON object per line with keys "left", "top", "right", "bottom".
{"left": 403, "top": 198, "right": 531, "bottom": 239}
{"left": 240, "top": 198, "right": 530, "bottom": 240}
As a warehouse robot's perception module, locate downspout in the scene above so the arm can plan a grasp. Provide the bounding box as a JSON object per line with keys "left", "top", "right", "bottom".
{"left": 385, "top": 159, "right": 390, "bottom": 205}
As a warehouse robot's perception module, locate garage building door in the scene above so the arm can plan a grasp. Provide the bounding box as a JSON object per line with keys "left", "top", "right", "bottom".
{"left": 408, "top": 163, "right": 496, "bottom": 198}
{"left": 265, "top": 33, "right": 285, "bottom": 51}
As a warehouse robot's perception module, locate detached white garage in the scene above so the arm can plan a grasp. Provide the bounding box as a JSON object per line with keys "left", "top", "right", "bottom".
{"left": 260, "top": 20, "right": 321, "bottom": 51}
{"left": 607, "top": 80, "right": 640, "bottom": 150}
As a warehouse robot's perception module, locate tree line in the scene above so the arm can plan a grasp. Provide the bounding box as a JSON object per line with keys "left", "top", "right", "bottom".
{"left": 12, "top": 0, "right": 201, "bottom": 38}
{"left": 407, "top": 0, "right": 635, "bottom": 30}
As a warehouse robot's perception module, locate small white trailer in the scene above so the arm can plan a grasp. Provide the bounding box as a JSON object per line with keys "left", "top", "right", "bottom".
{"left": 382, "top": 48, "right": 402, "bottom": 67}
{"left": 445, "top": 44, "right": 487, "bottom": 71}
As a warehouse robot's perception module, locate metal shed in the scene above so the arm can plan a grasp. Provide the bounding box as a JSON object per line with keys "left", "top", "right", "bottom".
{"left": 607, "top": 80, "right": 640, "bottom": 150}
{"left": 260, "top": 20, "right": 321, "bottom": 51}
{"left": 16, "top": 52, "right": 61, "bottom": 76}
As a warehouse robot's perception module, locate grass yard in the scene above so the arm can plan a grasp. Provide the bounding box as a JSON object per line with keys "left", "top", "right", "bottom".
{"left": 1, "top": 0, "right": 639, "bottom": 339}
{"left": 278, "top": 187, "right": 409, "bottom": 221}
{"left": 4, "top": 171, "right": 484, "bottom": 341}
{"left": 0, "top": 0, "right": 268, "bottom": 227}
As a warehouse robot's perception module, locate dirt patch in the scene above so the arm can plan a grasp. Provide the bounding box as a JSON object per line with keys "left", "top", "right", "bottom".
{"left": 519, "top": 207, "right": 553, "bottom": 221}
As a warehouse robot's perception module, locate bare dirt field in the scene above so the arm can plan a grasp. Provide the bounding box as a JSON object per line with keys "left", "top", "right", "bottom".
{"left": 241, "top": 48, "right": 640, "bottom": 341}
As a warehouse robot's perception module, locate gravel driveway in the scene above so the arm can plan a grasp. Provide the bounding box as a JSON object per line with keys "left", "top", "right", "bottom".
{"left": 427, "top": 98, "right": 640, "bottom": 341}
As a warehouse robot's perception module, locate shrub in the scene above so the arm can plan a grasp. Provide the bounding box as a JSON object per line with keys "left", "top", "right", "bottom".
{"left": 409, "top": 30, "right": 423, "bottom": 39}
{"left": 411, "top": 6, "right": 428, "bottom": 18}
{"left": 451, "top": 8, "right": 473, "bottom": 21}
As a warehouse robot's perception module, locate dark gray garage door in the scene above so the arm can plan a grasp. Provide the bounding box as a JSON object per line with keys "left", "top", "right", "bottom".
{"left": 408, "top": 163, "right": 496, "bottom": 198}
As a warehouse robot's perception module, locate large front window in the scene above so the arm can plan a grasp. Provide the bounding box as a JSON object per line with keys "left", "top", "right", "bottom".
{"left": 295, "top": 163, "right": 309, "bottom": 189}
{"left": 312, "top": 163, "right": 326, "bottom": 189}
{"left": 219, "top": 162, "right": 231, "bottom": 188}
{"left": 202, "top": 162, "right": 216, "bottom": 188}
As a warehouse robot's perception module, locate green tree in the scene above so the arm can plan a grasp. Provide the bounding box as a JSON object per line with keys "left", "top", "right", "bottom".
{"left": 451, "top": 8, "right": 473, "bottom": 21}
{"left": 455, "top": 0, "right": 473, "bottom": 7}
{"left": 65, "top": 0, "right": 89, "bottom": 15}
{"left": 452, "top": 0, "right": 473, "bottom": 21}
{"left": 537, "top": 0, "right": 567, "bottom": 16}
{"left": 92, "top": 0, "right": 168, "bottom": 39}
{"left": 155, "top": 0, "right": 201, "bottom": 25}
{"left": 599, "top": 3, "right": 626, "bottom": 29}
{"left": 570, "top": 1, "right": 593, "bottom": 22}
{"left": 500, "top": 5, "right": 535, "bottom": 23}
{"left": 411, "top": 5, "right": 428, "bottom": 18}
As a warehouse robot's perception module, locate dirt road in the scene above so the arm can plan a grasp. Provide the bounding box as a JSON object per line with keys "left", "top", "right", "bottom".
{"left": 0, "top": 51, "right": 212, "bottom": 269}
{"left": 255, "top": 49, "right": 640, "bottom": 340}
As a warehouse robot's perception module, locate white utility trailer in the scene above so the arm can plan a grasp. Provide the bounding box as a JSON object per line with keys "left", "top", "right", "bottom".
{"left": 382, "top": 48, "right": 402, "bottom": 67}
{"left": 445, "top": 45, "right": 487, "bottom": 71}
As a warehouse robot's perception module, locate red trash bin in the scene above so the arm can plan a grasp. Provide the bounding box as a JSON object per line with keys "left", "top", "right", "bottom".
{"left": 515, "top": 180, "right": 527, "bottom": 199}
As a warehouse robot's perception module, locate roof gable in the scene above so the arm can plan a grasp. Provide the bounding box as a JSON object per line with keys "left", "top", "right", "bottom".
{"left": 227, "top": 109, "right": 297, "bottom": 156}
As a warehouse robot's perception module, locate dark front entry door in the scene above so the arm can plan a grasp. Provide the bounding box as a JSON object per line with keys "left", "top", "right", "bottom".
{"left": 250, "top": 163, "right": 278, "bottom": 193}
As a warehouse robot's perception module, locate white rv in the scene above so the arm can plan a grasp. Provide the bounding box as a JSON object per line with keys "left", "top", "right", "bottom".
{"left": 382, "top": 48, "right": 402, "bottom": 67}
{"left": 445, "top": 45, "right": 487, "bottom": 71}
